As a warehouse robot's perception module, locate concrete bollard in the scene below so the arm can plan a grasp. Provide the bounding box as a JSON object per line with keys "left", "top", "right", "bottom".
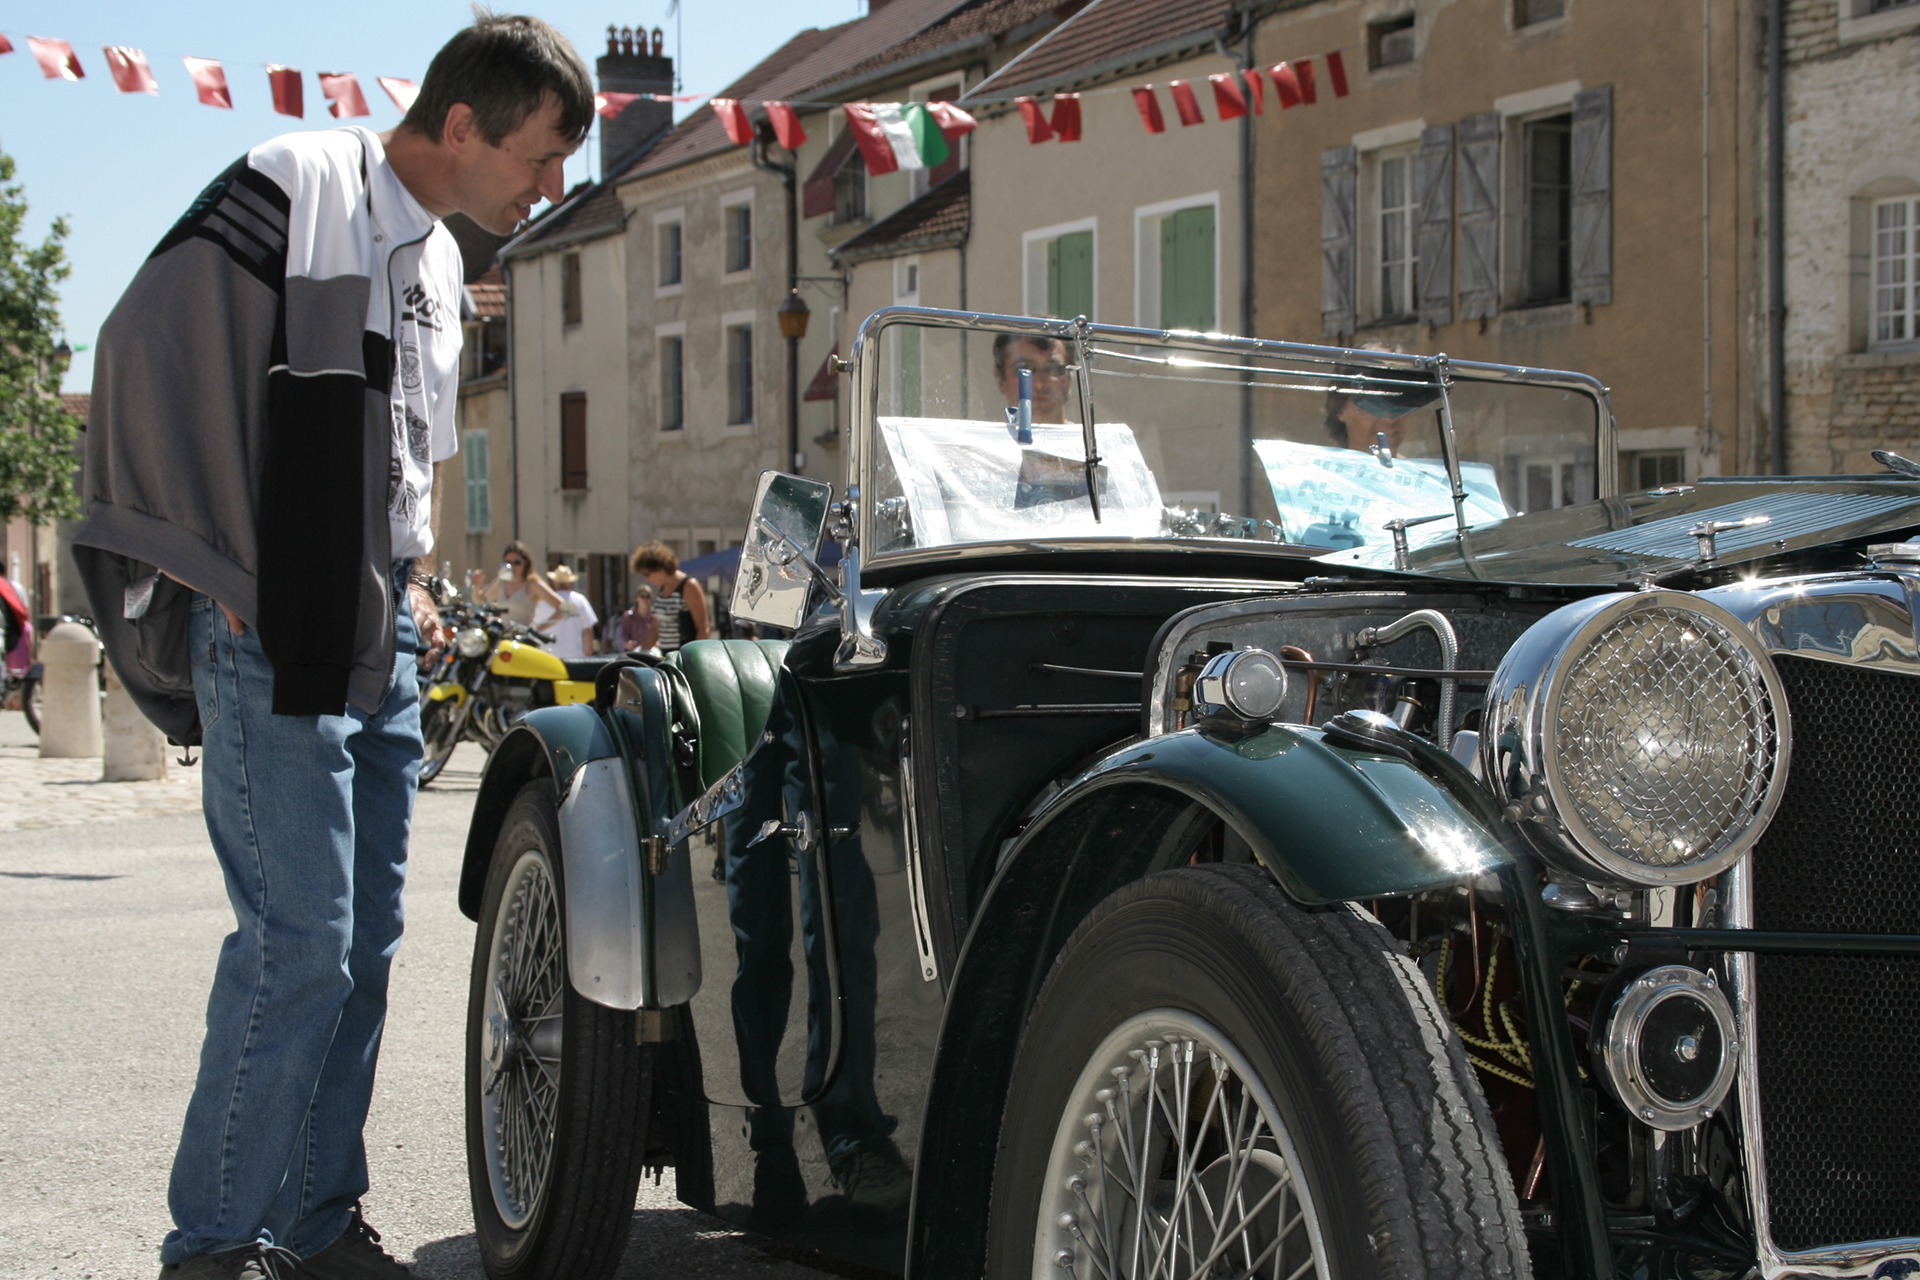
{"left": 38, "top": 621, "right": 104, "bottom": 759}
{"left": 102, "top": 661, "right": 168, "bottom": 781}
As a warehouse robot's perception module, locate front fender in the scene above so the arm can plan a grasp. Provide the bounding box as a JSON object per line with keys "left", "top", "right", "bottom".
{"left": 458, "top": 704, "right": 619, "bottom": 920}
{"left": 1047, "top": 723, "right": 1510, "bottom": 902}
{"left": 425, "top": 681, "right": 467, "bottom": 704}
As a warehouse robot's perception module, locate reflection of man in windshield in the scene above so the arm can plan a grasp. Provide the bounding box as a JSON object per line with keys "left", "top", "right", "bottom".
{"left": 1324, "top": 354, "right": 1442, "bottom": 455}
{"left": 994, "top": 334, "right": 1071, "bottom": 424}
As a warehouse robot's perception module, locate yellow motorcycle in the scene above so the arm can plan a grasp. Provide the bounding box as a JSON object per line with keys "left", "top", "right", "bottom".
{"left": 419, "top": 603, "right": 609, "bottom": 784}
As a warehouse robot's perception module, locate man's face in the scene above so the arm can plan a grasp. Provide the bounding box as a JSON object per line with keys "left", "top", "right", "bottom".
{"left": 995, "top": 339, "right": 1072, "bottom": 425}
{"left": 449, "top": 96, "right": 579, "bottom": 234}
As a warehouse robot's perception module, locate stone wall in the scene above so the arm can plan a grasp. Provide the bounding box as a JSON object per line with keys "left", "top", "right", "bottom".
{"left": 1780, "top": 7, "right": 1920, "bottom": 473}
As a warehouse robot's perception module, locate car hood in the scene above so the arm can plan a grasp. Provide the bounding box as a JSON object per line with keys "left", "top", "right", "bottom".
{"left": 1311, "top": 476, "right": 1920, "bottom": 587}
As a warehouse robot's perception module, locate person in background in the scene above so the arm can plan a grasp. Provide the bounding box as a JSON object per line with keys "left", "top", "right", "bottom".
{"left": 1323, "top": 345, "right": 1440, "bottom": 457}
{"left": 613, "top": 585, "right": 660, "bottom": 655}
{"left": 539, "top": 564, "right": 598, "bottom": 658}
{"left": 630, "top": 542, "right": 709, "bottom": 654}
{"left": 993, "top": 333, "right": 1073, "bottom": 425}
{"left": 468, "top": 539, "right": 569, "bottom": 629}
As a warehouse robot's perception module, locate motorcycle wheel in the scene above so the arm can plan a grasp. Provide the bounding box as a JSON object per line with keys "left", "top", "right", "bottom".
{"left": 21, "top": 676, "right": 41, "bottom": 735}
{"left": 466, "top": 780, "right": 651, "bottom": 1280}
{"left": 420, "top": 696, "right": 463, "bottom": 785}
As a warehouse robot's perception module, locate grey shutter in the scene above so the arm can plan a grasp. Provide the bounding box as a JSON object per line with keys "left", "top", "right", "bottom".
{"left": 1415, "top": 123, "right": 1455, "bottom": 326}
{"left": 1570, "top": 85, "right": 1613, "bottom": 306}
{"left": 1321, "top": 146, "right": 1357, "bottom": 338}
{"left": 1457, "top": 111, "right": 1501, "bottom": 320}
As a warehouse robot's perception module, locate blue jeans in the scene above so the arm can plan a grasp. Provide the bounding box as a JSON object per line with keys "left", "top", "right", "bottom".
{"left": 162, "top": 568, "right": 420, "bottom": 1263}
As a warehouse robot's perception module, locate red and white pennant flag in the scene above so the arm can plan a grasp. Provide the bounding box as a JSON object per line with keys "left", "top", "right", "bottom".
{"left": 104, "top": 47, "right": 159, "bottom": 95}
{"left": 183, "top": 57, "right": 232, "bottom": 109}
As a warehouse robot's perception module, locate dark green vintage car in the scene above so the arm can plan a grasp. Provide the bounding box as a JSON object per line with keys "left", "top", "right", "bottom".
{"left": 456, "top": 308, "right": 1920, "bottom": 1280}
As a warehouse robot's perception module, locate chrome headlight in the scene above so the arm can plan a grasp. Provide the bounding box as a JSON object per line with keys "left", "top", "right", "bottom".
{"left": 1484, "top": 590, "right": 1790, "bottom": 886}
{"left": 454, "top": 626, "right": 490, "bottom": 659}
{"left": 1193, "top": 647, "right": 1288, "bottom": 722}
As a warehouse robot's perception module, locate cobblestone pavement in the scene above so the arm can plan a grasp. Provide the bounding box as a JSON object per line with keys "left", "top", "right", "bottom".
{"left": 0, "top": 709, "right": 854, "bottom": 1280}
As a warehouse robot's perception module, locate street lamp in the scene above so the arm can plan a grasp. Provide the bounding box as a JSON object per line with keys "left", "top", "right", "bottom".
{"left": 778, "top": 289, "right": 811, "bottom": 472}
{"left": 51, "top": 340, "right": 72, "bottom": 376}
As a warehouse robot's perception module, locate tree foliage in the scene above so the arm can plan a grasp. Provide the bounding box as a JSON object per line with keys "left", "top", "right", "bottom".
{"left": 0, "top": 149, "right": 81, "bottom": 526}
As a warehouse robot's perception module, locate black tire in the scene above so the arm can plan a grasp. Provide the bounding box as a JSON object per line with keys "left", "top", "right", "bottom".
{"left": 21, "top": 675, "right": 40, "bottom": 735}
{"left": 466, "top": 780, "right": 651, "bottom": 1280}
{"left": 419, "top": 697, "right": 461, "bottom": 786}
{"left": 988, "top": 864, "right": 1529, "bottom": 1280}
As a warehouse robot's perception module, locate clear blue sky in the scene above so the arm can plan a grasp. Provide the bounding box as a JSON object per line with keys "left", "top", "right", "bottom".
{"left": 1, "top": 1, "right": 864, "bottom": 393}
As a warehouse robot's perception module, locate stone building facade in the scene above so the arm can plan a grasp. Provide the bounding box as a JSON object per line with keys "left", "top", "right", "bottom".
{"left": 1779, "top": 0, "right": 1920, "bottom": 473}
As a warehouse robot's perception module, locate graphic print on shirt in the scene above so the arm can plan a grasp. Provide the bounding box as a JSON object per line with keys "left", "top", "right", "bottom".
{"left": 387, "top": 253, "right": 460, "bottom": 563}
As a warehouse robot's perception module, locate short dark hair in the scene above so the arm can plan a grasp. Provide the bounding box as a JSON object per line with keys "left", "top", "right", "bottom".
{"left": 993, "top": 332, "right": 1066, "bottom": 373}
{"left": 404, "top": 11, "right": 595, "bottom": 148}
{"left": 630, "top": 540, "right": 679, "bottom": 575}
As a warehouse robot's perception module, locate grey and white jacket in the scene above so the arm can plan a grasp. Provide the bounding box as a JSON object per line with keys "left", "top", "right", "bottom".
{"left": 74, "top": 127, "right": 462, "bottom": 742}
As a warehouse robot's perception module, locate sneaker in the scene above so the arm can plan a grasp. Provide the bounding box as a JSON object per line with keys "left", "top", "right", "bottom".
{"left": 158, "top": 1243, "right": 301, "bottom": 1280}
{"left": 293, "top": 1207, "right": 412, "bottom": 1279}
{"left": 829, "top": 1138, "right": 913, "bottom": 1216}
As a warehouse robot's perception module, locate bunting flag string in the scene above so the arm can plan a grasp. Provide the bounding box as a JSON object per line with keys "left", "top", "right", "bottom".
{"left": 0, "top": 21, "right": 1354, "bottom": 150}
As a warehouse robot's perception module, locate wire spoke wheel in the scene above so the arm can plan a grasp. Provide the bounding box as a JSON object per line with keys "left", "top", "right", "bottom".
{"left": 481, "top": 847, "right": 566, "bottom": 1230}
{"left": 1036, "top": 1011, "right": 1327, "bottom": 1280}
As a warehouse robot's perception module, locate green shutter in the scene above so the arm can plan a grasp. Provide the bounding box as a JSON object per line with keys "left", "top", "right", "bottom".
{"left": 1160, "top": 205, "right": 1215, "bottom": 331}
{"left": 898, "top": 324, "right": 923, "bottom": 416}
{"left": 1047, "top": 230, "right": 1094, "bottom": 319}
{"left": 464, "top": 430, "right": 490, "bottom": 533}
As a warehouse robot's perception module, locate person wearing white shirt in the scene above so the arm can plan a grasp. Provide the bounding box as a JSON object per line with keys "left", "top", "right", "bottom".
{"left": 538, "top": 564, "right": 599, "bottom": 658}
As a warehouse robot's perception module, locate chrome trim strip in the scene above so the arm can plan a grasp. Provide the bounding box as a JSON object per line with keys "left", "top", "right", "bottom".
{"left": 898, "top": 717, "right": 939, "bottom": 984}
{"left": 1703, "top": 572, "right": 1920, "bottom": 678}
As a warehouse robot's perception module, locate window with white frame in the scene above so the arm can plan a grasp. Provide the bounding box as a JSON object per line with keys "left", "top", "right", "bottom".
{"left": 725, "top": 321, "right": 754, "bottom": 425}
{"left": 1873, "top": 196, "right": 1919, "bottom": 347}
{"left": 721, "top": 195, "right": 753, "bottom": 276}
{"left": 463, "top": 429, "right": 491, "bottom": 532}
{"left": 658, "top": 326, "right": 686, "bottom": 431}
{"left": 835, "top": 148, "right": 868, "bottom": 225}
{"left": 1135, "top": 197, "right": 1217, "bottom": 331}
{"left": 1375, "top": 148, "right": 1417, "bottom": 320}
{"left": 658, "top": 219, "right": 682, "bottom": 288}
{"left": 1023, "top": 219, "right": 1097, "bottom": 321}
{"left": 1522, "top": 113, "right": 1574, "bottom": 304}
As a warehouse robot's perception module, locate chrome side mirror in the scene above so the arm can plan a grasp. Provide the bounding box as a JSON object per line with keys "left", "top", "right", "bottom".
{"left": 732, "top": 471, "right": 834, "bottom": 632}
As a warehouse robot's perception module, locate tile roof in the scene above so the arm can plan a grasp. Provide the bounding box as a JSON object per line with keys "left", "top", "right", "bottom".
{"left": 508, "top": 178, "right": 626, "bottom": 255}
{"left": 59, "top": 393, "right": 89, "bottom": 424}
{"left": 991, "top": 0, "right": 1233, "bottom": 96}
{"left": 830, "top": 170, "right": 970, "bottom": 264}
{"left": 823, "top": 0, "right": 1073, "bottom": 93}
{"left": 466, "top": 266, "right": 506, "bottom": 320}
{"left": 618, "top": 0, "right": 978, "bottom": 185}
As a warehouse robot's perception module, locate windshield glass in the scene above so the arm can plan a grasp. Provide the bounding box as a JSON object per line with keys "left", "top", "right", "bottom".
{"left": 860, "top": 316, "right": 1604, "bottom": 558}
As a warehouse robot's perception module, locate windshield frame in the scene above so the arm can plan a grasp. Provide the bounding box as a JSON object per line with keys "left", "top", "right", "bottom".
{"left": 846, "top": 306, "right": 1617, "bottom": 572}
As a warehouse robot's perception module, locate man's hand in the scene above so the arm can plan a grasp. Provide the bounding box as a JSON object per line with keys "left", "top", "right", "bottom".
{"left": 161, "top": 571, "right": 247, "bottom": 636}
{"left": 409, "top": 582, "right": 446, "bottom": 671}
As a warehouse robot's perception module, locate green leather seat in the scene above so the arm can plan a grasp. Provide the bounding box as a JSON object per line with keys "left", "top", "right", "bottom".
{"left": 666, "top": 639, "right": 791, "bottom": 790}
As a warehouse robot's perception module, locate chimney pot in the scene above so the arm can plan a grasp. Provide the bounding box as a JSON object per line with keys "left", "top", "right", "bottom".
{"left": 651, "top": 27, "right": 665, "bottom": 56}
{"left": 606, "top": 24, "right": 619, "bottom": 54}
{"left": 596, "top": 30, "right": 674, "bottom": 176}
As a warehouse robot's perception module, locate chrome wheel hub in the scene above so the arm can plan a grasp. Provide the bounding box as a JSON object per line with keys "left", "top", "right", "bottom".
{"left": 479, "top": 849, "right": 565, "bottom": 1231}
{"left": 1033, "top": 1011, "right": 1329, "bottom": 1280}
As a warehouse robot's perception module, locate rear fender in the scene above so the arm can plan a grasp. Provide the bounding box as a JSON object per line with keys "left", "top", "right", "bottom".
{"left": 904, "top": 724, "right": 1512, "bottom": 1279}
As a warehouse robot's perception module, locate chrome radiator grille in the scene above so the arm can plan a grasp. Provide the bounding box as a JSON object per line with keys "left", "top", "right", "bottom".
{"left": 1749, "top": 654, "right": 1920, "bottom": 1252}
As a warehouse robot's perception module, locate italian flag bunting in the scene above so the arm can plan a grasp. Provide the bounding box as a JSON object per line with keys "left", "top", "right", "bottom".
{"left": 844, "top": 102, "right": 953, "bottom": 173}
{"left": 904, "top": 103, "right": 948, "bottom": 167}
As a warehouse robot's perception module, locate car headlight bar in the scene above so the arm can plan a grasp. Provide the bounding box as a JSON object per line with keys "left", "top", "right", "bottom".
{"left": 1484, "top": 590, "right": 1791, "bottom": 887}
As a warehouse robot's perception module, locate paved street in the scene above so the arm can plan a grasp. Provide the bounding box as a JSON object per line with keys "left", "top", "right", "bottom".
{"left": 0, "top": 709, "right": 851, "bottom": 1280}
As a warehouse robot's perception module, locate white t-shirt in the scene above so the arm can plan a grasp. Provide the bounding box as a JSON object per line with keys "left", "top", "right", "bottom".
{"left": 537, "top": 590, "right": 599, "bottom": 659}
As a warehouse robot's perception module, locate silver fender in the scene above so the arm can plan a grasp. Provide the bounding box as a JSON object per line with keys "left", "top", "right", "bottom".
{"left": 557, "top": 757, "right": 702, "bottom": 1010}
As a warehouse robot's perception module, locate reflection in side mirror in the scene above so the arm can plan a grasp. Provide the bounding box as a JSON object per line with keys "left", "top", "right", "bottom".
{"left": 732, "top": 471, "right": 834, "bottom": 632}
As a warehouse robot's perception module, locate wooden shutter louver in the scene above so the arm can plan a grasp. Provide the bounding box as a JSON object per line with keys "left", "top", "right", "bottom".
{"left": 1416, "top": 123, "right": 1455, "bottom": 327}
{"left": 1457, "top": 112, "right": 1501, "bottom": 320}
{"left": 1570, "top": 85, "right": 1613, "bottom": 307}
{"left": 1321, "top": 146, "right": 1358, "bottom": 338}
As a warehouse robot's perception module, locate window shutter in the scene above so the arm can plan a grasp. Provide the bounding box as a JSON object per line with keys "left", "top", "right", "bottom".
{"left": 561, "top": 392, "right": 588, "bottom": 489}
{"left": 1570, "top": 85, "right": 1613, "bottom": 307}
{"left": 1321, "top": 146, "right": 1358, "bottom": 337}
{"left": 1050, "top": 230, "right": 1094, "bottom": 319}
{"left": 1457, "top": 112, "right": 1500, "bottom": 320}
{"left": 464, "top": 430, "right": 490, "bottom": 532}
{"left": 561, "top": 252, "right": 582, "bottom": 325}
{"left": 1159, "top": 206, "right": 1215, "bottom": 330}
{"left": 1415, "top": 123, "right": 1455, "bottom": 326}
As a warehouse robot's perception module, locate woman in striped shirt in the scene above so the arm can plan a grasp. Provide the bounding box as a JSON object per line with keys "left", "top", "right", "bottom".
{"left": 630, "top": 541, "right": 710, "bottom": 654}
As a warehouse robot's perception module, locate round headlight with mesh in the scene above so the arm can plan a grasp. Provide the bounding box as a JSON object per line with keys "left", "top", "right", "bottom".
{"left": 1544, "top": 600, "right": 1788, "bottom": 883}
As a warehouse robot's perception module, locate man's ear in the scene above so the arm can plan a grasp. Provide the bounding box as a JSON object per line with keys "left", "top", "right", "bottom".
{"left": 442, "top": 102, "right": 478, "bottom": 153}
